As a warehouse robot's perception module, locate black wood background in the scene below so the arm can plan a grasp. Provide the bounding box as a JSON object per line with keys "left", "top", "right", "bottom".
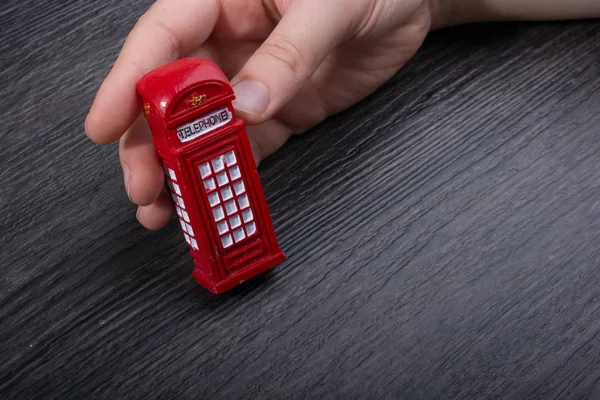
{"left": 2, "top": 1, "right": 600, "bottom": 398}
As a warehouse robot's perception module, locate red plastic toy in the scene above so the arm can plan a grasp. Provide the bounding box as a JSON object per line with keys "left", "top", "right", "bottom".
{"left": 136, "top": 57, "right": 285, "bottom": 294}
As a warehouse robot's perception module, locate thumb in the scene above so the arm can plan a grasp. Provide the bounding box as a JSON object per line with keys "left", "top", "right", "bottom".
{"left": 230, "top": 0, "right": 354, "bottom": 124}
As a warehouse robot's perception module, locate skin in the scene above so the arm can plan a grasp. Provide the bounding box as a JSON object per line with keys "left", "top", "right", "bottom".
{"left": 85, "top": 0, "right": 600, "bottom": 230}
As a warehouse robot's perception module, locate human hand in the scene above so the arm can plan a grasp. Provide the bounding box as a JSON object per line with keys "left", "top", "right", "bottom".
{"left": 86, "top": 0, "right": 437, "bottom": 230}
{"left": 85, "top": 0, "right": 600, "bottom": 230}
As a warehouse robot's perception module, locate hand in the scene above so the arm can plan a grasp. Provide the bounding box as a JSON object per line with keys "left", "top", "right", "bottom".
{"left": 86, "top": 0, "right": 436, "bottom": 230}
{"left": 85, "top": 0, "right": 600, "bottom": 230}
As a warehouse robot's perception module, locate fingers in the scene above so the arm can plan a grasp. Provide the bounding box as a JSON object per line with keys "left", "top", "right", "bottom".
{"left": 119, "top": 115, "right": 164, "bottom": 206}
{"left": 86, "top": 0, "right": 220, "bottom": 144}
{"left": 136, "top": 190, "right": 175, "bottom": 230}
{"left": 245, "top": 119, "right": 293, "bottom": 166}
{"left": 120, "top": 115, "right": 173, "bottom": 230}
{"left": 230, "top": 0, "right": 355, "bottom": 125}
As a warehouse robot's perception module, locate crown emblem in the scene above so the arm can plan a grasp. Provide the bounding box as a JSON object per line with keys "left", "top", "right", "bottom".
{"left": 191, "top": 94, "right": 207, "bottom": 106}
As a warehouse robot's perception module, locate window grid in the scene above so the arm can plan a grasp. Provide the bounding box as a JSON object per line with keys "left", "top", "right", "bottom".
{"left": 199, "top": 150, "right": 257, "bottom": 249}
{"left": 164, "top": 166, "right": 199, "bottom": 250}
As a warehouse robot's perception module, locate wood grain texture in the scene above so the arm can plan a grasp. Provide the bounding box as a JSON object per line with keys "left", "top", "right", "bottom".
{"left": 2, "top": 1, "right": 600, "bottom": 398}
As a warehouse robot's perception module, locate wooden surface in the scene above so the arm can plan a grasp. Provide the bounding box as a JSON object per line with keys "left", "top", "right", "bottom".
{"left": 2, "top": 1, "right": 600, "bottom": 398}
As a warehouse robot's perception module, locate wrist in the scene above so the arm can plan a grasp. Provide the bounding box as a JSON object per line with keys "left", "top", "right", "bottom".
{"left": 428, "top": 0, "right": 600, "bottom": 30}
{"left": 427, "top": 0, "right": 489, "bottom": 29}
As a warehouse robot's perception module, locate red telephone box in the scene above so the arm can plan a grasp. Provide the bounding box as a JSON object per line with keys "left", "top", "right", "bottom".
{"left": 136, "top": 57, "right": 285, "bottom": 294}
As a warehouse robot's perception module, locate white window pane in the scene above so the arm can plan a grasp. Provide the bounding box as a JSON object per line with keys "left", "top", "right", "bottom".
{"left": 191, "top": 238, "right": 198, "bottom": 250}
{"left": 221, "top": 186, "right": 233, "bottom": 201}
{"left": 172, "top": 182, "right": 182, "bottom": 195}
{"left": 233, "top": 228, "right": 245, "bottom": 243}
{"left": 221, "top": 234, "right": 233, "bottom": 248}
{"left": 216, "top": 172, "right": 228, "bottom": 187}
{"left": 229, "top": 214, "right": 241, "bottom": 229}
{"left": 186, "top": 223, "right": 194, "bottom": 236}
{"left": 217, "top": 221, "right": 229, "bottom": 235}
{"left": 199, "top": 162, "right": 211, "bottom": 178}
{"left": 177, "top": 196, "right": 185, "bottom": 208}
{"left": 169, "top": 168, "right": 177, "bottom": 180}
{"left": 225, "top": 200, "right": 237, "bottom": 216}
{"left": 184, "top": 233, "right": 191, "bottom": 244}
{"left": 171, "top": 193, "right": 178, "bottom": 202}
{"left": 233, "top": 181, "right": 245, "bottom": 195}
{"left": 211, "top": 156, "right": 225, "bottom": 172}
{"left": 229, "top": 165, "right": 241, "bottom": 180}
{"left": 208, "top": 192, "right": 220, "bottom": 207}
{"left": 212, "top": 206, "right": 225, "bottom": 221}
{"left": 182, "top": 210, "right": 190, "bottom": 222}
{"left": 180, "top": 219, "right": 187, "bottom": 233}
{"left": 204, "top": 178, "right": 216, "bottom": 191}
{"left": 245, "top": 222, "right": 257, "bottom": 236}
{"left": 238, "top": 194, "right": 249, "bottom": 209}
{"left": 224, "top": 151, "right": 236, "bottom": 166}
{"left": 242, "top": 209, "right": 253, "bottom": 223}
{"left": 176, "top": 207, "right": 183, "bottom": 218}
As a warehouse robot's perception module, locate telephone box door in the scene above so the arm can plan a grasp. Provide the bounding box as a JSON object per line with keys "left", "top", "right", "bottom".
{"left": 186, "top": 127, "right": 276, "bottom": 277}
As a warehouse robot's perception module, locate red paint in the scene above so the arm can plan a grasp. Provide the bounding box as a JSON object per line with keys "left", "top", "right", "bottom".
{"left": 137, "top": 58, "right": 285, "bottom": 294}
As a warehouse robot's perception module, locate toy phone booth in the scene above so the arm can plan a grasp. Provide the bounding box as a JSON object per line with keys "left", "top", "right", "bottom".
{"left": 137, "top": 58, "right": 285, "bottom": 294}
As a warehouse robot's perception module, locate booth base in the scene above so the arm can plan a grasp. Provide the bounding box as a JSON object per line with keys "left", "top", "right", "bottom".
{"left": 192, "top": 252, "right": 286, "bottom": 294}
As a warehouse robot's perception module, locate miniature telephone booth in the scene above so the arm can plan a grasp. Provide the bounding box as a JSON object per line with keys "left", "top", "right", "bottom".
{"left": 137, "top": 58, "right": 285, "bottom": 294}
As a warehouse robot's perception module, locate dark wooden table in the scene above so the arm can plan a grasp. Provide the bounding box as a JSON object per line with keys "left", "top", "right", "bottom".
{"left": 2, "top": 1, "right": 600, "bottom": 398}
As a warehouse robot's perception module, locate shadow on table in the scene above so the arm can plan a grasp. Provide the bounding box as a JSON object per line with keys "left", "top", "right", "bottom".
{"left": 191, "top": 271, "right": 277, "bottom": 310}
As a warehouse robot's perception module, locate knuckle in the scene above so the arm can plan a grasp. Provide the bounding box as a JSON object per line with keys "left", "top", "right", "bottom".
{"left": 123, "top": 57, "right": 146, "bottom": 83}
{"left": 152, "top": 19, "right": 182, "bottom": 58}
{"left": 355, "top": 0, "right": 389, "bottom": 38}
{"left": 136, "top": 11, "right": 181, "bottom": 58}
{"left": 258, "top": 35, "right": 308, "bottom": 77}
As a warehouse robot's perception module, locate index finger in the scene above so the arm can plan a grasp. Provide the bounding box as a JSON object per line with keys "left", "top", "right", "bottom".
{"left": 85, "top": 0, "right": 220, "bottom": 144}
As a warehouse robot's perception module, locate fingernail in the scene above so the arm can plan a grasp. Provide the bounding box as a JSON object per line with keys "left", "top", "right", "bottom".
{"left": 233, "top": 81, "right": 270, "bottom": 116}
{"left": 123, "top": 164, "right": 132, "bottom": 201}
{"left": 84, "top": 114, "right": 89, "bottom": 136}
